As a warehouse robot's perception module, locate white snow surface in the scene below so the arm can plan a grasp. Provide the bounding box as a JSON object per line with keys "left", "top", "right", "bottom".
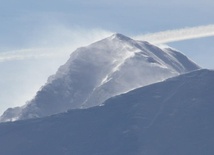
{"left": 0, "top": 33, "right": 200, "bottom": 122}
{"left": 0, "top": 69, "right": 214, "bottom": 155}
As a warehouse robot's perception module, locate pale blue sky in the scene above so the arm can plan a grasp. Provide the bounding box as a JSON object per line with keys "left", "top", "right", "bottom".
{"left": 0, "top": 0, "right": 213, "bottom": 48}
{"left": 0, "top": 0, "right": 213, "bottom": 114}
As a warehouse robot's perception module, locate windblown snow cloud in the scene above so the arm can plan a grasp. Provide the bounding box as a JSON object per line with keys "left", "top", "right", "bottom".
{"left": 134, "top": 24, "right": 214, "bottom": 44}
{"left": 1, "top": 25, "right": 214, "bottom": 62}
{"left": 0, "top": 28, "right": 112, "bottom": 115}
{"left": 0, "top": 28, "right": 112, "bottom": 62}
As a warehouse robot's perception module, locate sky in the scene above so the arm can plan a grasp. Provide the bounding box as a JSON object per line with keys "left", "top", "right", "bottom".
{"left": 0, "top": 0, "right": 214, "bottom": 115}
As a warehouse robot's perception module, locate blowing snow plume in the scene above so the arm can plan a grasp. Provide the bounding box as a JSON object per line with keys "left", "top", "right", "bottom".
{"left": 134, "top": 24, "right": 214, "bottom": 44}
{"left": 1, "top": 25, "right": 214, "bottom": 62}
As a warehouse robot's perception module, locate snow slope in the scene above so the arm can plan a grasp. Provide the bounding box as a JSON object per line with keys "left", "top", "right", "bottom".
{"left": 0, "top": 33, "right": 200, "bottom": 121}
{"left": 0, "top": 69, "right": 213, "bottom": 155}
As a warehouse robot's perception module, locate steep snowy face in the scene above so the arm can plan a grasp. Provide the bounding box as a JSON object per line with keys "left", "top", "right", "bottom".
{"left": 0, "top": 33, "right": 200, "bottom": 121}
{"left": 0, "top": 69, "right": 213, "bottom": 155}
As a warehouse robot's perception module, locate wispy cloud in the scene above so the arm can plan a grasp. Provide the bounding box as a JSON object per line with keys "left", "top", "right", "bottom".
{"left": 0, "top": 27, "right": 112, "bottom": 62}
{"left": 0, "top": 49, "right": 55, "bottom": 62}
{"left": 134, "top": 24, "right": 214, "bottom": 44}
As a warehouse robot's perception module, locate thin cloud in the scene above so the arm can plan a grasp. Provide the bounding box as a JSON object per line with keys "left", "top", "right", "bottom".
{"left": 0, "top": 49, "right": 56, "bottom": 62}
{"left": 134, "top": 24, "right": 214, "bottom": 44}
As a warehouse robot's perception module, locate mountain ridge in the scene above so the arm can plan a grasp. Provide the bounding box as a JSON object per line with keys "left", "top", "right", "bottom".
{"left": 0, "top": 69, "right": 213, "bottom": 155}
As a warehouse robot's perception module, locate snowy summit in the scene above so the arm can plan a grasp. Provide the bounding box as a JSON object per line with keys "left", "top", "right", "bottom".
{"left": 0, "top": 33, "right": 200, "bottom": 122}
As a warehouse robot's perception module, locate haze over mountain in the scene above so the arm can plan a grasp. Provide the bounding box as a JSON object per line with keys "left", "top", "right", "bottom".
{"left": 0, "top": 69, "right": 213, "bottom": 155}
{"left": 0, "top": 33, "right": 200, "bottom": 122}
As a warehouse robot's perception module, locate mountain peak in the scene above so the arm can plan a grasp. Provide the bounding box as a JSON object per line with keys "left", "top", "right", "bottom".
{"left": 0, "top": 34, "right": 200, "bottom": 122}
{"left": 110, "top": 33, "right": 133, "bottom": 41}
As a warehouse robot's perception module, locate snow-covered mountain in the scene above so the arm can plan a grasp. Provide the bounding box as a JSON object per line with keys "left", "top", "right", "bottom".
{"left": 0, "top": 69, "right": 213, "bottom": 155}
{"left": 0, "top": 33, "right": 200, "bottom": 122}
